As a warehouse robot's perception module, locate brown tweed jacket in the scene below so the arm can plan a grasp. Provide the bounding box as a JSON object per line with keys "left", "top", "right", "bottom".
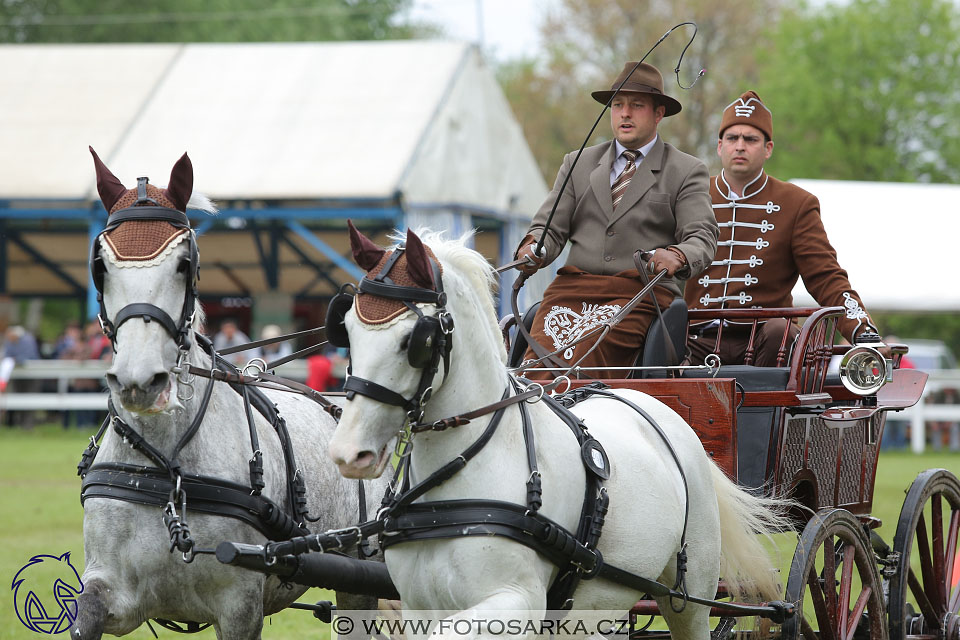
{"left": 684, "top": 171, "right": 873, "bottom": 341}
{"left": 520, "top": 136, "right": 718, "bottom": 297}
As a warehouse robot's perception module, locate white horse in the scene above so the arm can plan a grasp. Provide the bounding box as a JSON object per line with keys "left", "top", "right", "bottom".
{"left": 73, "top": 150, "right": 388, "bottom": 640}
{"left": 328, "top": 225, "right": 790, "bottom": 639}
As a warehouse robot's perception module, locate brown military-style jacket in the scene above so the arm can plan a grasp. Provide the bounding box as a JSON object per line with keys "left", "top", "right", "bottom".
{"left": 684, "top": 171, "right": 873, "bottom": 341}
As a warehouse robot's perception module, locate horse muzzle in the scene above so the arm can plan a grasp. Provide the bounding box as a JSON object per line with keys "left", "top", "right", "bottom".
{"left": 330, "top": 441, "right": 391, "bottom": 479}
{"left": 107, "top": 371, "right": 172, "bottom": 413}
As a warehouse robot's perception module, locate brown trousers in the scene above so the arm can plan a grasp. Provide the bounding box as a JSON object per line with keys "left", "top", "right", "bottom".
{"left": 521, "top": 266, "right": 675, "bottom": 380}
{"left": 686, "top": 318, "right": 800, "bottom": 367}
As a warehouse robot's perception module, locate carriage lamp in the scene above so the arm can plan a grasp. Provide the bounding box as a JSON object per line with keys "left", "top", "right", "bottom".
{"left": 839, "top": 332, "right": 892, "bottom": 396}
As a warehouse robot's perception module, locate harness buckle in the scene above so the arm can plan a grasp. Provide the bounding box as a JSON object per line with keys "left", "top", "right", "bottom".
{"left": 438, "top": 311, "right": 455, "bottom": 335}
{"left": 394, "top": 427, "right": 414, "bottom": 458}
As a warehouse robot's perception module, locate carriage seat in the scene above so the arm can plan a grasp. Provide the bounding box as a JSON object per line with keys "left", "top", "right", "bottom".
{"left": 682, "top": 365, "right": 790, "bottom": 391}
{"left": 631, "top": 297, "right": 688, "bottom": 378}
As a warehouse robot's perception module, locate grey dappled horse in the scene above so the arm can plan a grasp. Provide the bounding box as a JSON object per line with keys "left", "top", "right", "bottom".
{"left": 72, "top": 149, "right": 387, "bottom": 640}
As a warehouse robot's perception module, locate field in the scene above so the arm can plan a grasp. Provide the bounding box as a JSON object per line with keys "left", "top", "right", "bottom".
{"left": 1, "top": 424, "right": 957, "bottom": 639}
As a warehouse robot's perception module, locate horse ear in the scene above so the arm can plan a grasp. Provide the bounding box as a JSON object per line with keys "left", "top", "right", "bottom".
{"left": 404, "top": 228, "right": 435, "bottom": 289}
{"left": 348, "top": 220, "right": 385, "bottom": 271}
{"left": 164, "top": 152, "right": 193, "bottom": 212}
{"left": 89, "top": 146, "right": 127, "bottom": 213}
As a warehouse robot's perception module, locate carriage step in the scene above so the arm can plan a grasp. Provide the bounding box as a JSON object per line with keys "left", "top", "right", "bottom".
{"left": 289, "top": 601, "right": 335, "bottom": 623}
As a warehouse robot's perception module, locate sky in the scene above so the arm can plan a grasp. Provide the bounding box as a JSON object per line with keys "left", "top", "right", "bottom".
{"left": 408, "top": 0, "right": 547, "bottom": 62}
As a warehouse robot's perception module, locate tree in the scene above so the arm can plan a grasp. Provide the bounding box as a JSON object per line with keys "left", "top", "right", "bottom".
{"left": 760, "top": 0, "right": 960, "bottom": 183}
{"left": 0, "top": 0, "right": 427, "bottom": 43}
{"left": 498, "top": 0, "right": 784, "bottom": 183}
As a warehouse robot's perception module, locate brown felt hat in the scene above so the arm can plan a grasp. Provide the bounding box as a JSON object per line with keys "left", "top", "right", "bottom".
{"left": 719, "top": 90, "right": 773, "bottom": 140}
{"left": 591, "top": 62, "right": 682, "bottom": 117}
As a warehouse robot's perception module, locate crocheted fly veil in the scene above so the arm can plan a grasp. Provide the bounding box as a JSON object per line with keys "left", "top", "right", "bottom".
{"left": 90, "top": 147, "right": 194, "bottom": 265}
{"left": 349, "top": 221, "right": 444, "bottom": 326}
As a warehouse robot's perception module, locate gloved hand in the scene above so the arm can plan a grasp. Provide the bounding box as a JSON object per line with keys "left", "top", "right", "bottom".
{"left": 515, "top": 238, "right": 546, "bottom": 276}
{"left": 647, "top": 247, "right": 686, "bottom": 277}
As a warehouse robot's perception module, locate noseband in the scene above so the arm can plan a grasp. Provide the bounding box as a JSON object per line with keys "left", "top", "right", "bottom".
{"left": 328, "top": 247, "right": 454, "bottom": 423}
{"left": 90, "top": 177, "right": 199, "bottom": 355}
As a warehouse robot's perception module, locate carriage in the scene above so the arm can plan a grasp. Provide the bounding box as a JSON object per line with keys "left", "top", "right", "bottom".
{"left": 500, "top": 301, "right": 955, "bottom": 639}
{"left": 76, "top": 151, "right": 957, "bottom": 640}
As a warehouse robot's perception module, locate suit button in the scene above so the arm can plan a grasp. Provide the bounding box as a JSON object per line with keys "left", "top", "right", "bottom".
{"left": 606, "top": 230, "right": 615, "bottom": 237}
{"left": 604, "top": 256, "right": 612, "bottom": 262}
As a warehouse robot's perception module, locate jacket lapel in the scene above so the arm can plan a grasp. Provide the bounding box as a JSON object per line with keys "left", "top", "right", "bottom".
{"left": 590, "top": 142, "right": 617, "bottom": 220}
{"left": 609, "top": 136, "right": 664, "bottom": 225}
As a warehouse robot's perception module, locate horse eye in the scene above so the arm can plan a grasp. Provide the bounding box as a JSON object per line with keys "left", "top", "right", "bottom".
{"left": 400, "top": 333, "right": 411, "bottom": 351}
{"left": 177, "top": 258, "right": 189, "bottom": 274}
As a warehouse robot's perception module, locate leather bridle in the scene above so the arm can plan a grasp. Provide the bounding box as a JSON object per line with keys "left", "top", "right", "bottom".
{"left": 335, "top": 250, "right": 455, "bottom": 424}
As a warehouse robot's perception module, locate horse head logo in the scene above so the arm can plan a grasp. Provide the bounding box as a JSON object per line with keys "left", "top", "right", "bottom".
{"left": 11, "top": 552, "right": 84, "bottom": 634}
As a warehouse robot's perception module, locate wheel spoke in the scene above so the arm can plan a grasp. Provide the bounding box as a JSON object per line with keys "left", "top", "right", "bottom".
{"left": 807, "top": 563, "right": 835, "bottom": 639}
{"left": 945, "top": 508, "right": 959, "bottom": 607}
{"left": 908, "top": 567, "right": 940, "bottom": 626}
{"left": 915, "top": 511, "right": 939, "bottom": 615}
{"left": 931, "top": 494, "right": 946, "bottom": 615}
{"left": 845, "top": 585, "right": 872, "bottom": 640}
{"left": 838, "top": 545, "right": 856, "bottom": 637}
{"left": 823, "top": 535, "right": 839, "bottom": 634}
{"left": 801, "top": 614, "right": 819, "bottom": 640}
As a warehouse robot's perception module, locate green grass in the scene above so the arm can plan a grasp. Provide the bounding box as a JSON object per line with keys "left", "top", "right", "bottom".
{"left": 0, "top": 425, "right": 331, "bottom": 640}
{"left": 0, "top": 426, "right": 957, "bottom": 638}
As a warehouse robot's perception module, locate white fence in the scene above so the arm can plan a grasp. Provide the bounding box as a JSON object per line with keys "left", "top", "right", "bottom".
{"left": 0, "top": 359, "right": 308, "bottom": 412}
{"left": 2, "top": 361, "right": 958, "bottom": 453}
{"left": 893, "top": 369, "right": 960, "bottom": 453}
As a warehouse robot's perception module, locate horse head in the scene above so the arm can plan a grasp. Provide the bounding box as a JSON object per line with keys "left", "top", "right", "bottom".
{"left": 328, "top": 222, "right": 506, "bottom": 478}
{"left": 89, "top": 147, "right": 211, "bottom": 414}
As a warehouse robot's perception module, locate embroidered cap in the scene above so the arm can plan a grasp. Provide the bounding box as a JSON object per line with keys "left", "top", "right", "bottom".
{"left": 719, "top": 90, "right": 773, "bottom": 141}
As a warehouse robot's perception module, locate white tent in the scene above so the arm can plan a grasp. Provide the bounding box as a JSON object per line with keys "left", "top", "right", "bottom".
{"left": 790, "top": 179, "right": 960, "bottom": 312}
{"left": 0, "top": 41, "right": 548, "bottom": 311}
{"left": 1, "top": 41, "right": 545, "bottom": 212}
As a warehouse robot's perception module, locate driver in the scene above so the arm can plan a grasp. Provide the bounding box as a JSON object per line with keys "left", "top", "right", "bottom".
{"left": 685, "top": 90, "right": 882, "bottom": 366}
{"left": 514, "top": 62, "right": 717, "bottom": 379}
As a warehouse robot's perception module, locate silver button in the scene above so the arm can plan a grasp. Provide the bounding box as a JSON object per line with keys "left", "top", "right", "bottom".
{"left": 604, "top": 256, "right": 612, "bottom": 262}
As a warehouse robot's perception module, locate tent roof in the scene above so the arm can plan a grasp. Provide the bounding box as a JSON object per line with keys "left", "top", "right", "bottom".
{"left": 0, "top": 41, "right": 545, "bottom": 215}
{"left": 790, "top": 179, "right": 960, "bottom": 311}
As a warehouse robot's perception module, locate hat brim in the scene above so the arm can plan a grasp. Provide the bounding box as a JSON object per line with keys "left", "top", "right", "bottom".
{"left": 591, "top": 90, "right": 682, "bottom": 117}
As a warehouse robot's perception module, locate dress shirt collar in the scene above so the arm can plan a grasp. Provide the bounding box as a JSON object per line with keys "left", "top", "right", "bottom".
{"left": 611, "top": 135, "right": 658, "bottom": 183}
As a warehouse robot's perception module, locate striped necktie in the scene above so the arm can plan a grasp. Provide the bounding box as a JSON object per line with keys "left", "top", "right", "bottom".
{"left": 612, "top": 149, "right": 640, "bottom": 211}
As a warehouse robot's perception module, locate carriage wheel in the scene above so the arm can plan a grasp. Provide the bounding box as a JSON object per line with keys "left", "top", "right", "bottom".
{"left": 888, "top": 469, "right": 960, "bottom": 640}
{"left": 782, "top": 508, "right": 888, "bottom": 640}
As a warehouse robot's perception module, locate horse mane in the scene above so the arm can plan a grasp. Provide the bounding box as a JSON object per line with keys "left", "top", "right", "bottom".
{"left": 390, "top": 228, "right": 507, "bottom": 365}
{"left": 187, "top": 192, "right": 219, "bottom": 215}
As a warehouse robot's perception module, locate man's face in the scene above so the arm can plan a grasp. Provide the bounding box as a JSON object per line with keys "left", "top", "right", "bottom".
{"left": 718, "top": 124, "right": 774, "bottom": 180}
{"left": 610, "top": 93, "right": 664, "bottom": 149}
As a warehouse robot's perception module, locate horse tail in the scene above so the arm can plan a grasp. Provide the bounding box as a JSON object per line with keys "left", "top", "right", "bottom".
{"left": 709, "top": 463, "right": 790, "bottom": 602}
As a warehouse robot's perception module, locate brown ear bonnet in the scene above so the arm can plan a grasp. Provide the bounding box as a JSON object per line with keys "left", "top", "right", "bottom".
{"left": 90, "top": 147, "right": 193, "bottom": 261}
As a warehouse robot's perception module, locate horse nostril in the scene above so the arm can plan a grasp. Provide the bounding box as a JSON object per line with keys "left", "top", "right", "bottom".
{"left": 355, "top": 450, "right": 376, "bottom": 469}
{"left": 147, "top": 372, "right": 169, "bottom": 392}
{"left": 104, "top": 372, "right": 120, "bottom": 390}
